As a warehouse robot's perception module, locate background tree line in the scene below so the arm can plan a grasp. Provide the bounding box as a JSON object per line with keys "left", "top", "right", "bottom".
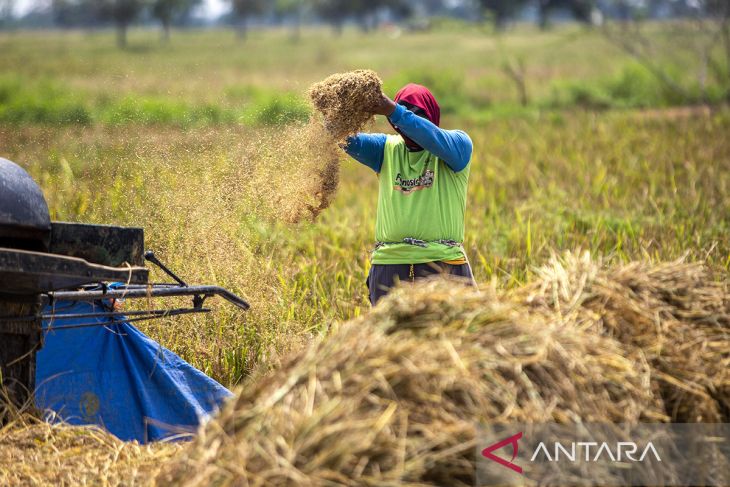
{"left": 2, "top": 0, "right": 728, "bottom": 49}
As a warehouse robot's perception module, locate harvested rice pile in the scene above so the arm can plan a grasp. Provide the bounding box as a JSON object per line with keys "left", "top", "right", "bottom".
{"left": 308, "top": 69, "right": 383, "bottom": 142}
{"left": 158, "top": 254, "right": 730, "bottom": 486}
{"left": 159, "top": 315, "right": 650, "bottom": 485}
{"left": 4, "top": 256, "right": 727, "bottom": 486}
{"left": 0, "top": 416, "right": 181, "bottom": 486}
{"left": 519, "top": 252, "right": 730, "bottom": 422}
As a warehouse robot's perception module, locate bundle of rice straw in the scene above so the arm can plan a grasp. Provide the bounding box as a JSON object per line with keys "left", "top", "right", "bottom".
{"left": 519, "top": 252, "right": 730, "bottom": 422}
{"left": 308, "top": 70, "right": 383, "bottom": 142}
{"left": 0, "top": 416, "right": 180, "bottom": 486}
{"left": 159, "top": 277, "right": 660, "bottom": 486}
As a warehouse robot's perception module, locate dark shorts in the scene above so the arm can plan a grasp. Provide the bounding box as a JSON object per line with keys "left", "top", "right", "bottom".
{"left": 366, "top": 261, "right": 474, "bottom": 305}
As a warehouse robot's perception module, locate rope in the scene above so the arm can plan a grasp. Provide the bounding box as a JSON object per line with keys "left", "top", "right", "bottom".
{"left": 374, "top": 238, "right": 462, "bottom": 251}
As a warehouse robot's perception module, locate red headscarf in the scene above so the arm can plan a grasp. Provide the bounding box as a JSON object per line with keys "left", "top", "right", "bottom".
{"left": 390, "top": 83, "right": 441, "bottom": 151}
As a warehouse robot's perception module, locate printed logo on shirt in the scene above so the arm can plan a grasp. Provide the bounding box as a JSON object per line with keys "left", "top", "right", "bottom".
{"left": 394, "top": 169, "right": 434, "bottom": 194}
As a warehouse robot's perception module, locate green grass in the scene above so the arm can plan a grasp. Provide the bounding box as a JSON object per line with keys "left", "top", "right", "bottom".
{"left": 0, "top": 26, "right": 728, "bottom": 386}
{"left": 1, "top": 24, "right": 728, "bottom": 126}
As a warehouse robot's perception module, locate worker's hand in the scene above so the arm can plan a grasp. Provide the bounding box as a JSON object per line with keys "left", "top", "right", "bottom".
{"left": 372, "top": 92, "right": 397, "bottom": 117}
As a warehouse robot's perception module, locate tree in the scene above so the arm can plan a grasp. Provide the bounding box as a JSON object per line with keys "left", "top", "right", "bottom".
{"left": 355, "top": 0, "right": 386, "bottom": 31}
{"left": 0, "top": 0, "right": 14, "bottom": 28}
{"left": 703, "top": 0, "right": 730, "bottom": 82}
{"left": 152, "top": 0, "right": 200, "bottom": 42}
{"left": 409, "top": 0, "right": 448, "bottom": 17}
{"left": 312, "top": 0, "right": 411, "bottom": 35}
{"left": 275, "top": 0, "right": 307, "bottom": 41}
{"left": 228, "top": 0, "right": 266, "bottom": 39}
{"left": 598, "top": 0, "right": 730, "bottom": 103}
{"left": 312, "top": 0, "right": 349, "bottom": 35}
{"left": 52, "top": 0, "right": 95, "bottom": 27}
{"left": 352, "top": 0, "right": 411, "bottom": 32}
{"left": 476, "top": 0, "right": 529, "bottom": 30}
{"left": 98, "top": 0, "right": 148, "bottom": 48}
{"left": 538, "top": 0, "right": 595, "bottom": 29}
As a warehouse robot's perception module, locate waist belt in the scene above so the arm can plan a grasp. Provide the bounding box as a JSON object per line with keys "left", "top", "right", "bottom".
{"left": 374, "top": 238, "right": 462, "bottom": 251}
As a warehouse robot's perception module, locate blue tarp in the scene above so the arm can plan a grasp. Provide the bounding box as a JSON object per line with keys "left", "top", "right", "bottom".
{"left": 35, "top": 300, "right": 232, "bottom": 443}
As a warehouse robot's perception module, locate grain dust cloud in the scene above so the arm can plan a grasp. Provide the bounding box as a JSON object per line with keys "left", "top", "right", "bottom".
{"left": 246, "top": 70, "right": 383, "bottom": 224}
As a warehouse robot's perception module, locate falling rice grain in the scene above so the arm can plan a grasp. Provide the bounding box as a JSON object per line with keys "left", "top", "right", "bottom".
{"left": 242, "top": 70, "right": 382, "bottom": 224}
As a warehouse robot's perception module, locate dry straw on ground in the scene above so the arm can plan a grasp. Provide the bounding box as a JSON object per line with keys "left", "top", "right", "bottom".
{"left": 158, "top": 292, "right": 656, "bottom": 486}
{"left": 3, "top": 255, "right": 727, "bottom": 486}
{"left": 0, "top": 416, "right": 181, "bottom": 486}
{"left": 519, "top": 252, "right": 729, "bottom": 422}
{"left": 157, "top": 254, "right": 729, "bottom": 487}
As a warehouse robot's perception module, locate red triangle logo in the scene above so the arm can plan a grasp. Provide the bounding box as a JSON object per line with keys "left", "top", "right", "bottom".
{"left": 481, "top": 431, "right": 523, "bottom": 474}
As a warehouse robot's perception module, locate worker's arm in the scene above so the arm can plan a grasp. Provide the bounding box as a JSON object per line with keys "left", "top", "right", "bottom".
{"left": 344, "top": 133, "right": 387, "bottom": 173}
{"left": 387, "top": 103, "right": 473, "bottom": 172}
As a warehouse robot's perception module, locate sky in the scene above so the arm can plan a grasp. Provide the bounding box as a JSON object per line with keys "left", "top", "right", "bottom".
{"left": 13, "top": 0, "right": 229, "bottom": 18}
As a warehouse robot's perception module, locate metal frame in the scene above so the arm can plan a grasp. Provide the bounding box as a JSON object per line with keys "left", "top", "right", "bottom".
{"left": 48, "top": 284, "right": 250, "bottom": 310}
{"left": 0, "top": 282, "right": 249, "bottom": 331}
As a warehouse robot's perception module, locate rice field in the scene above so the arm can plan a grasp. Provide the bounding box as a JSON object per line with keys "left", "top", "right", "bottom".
{"left": 2, "top": 108, "right": 727, "bottom": 384}
{"left": 0, "top": 23, "right": 729, "bottom": 486}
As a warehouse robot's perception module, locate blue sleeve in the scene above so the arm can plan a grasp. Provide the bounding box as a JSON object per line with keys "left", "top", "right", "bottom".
{"left": 344, "top": 133, "right": 387, "bottom": 173}
{"left": 388, "top": 103, "right": 473, "bottom": 172}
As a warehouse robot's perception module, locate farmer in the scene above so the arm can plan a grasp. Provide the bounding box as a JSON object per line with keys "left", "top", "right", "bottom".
{"left": 344, "top": 83, "right": 474, "bottom": 305}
